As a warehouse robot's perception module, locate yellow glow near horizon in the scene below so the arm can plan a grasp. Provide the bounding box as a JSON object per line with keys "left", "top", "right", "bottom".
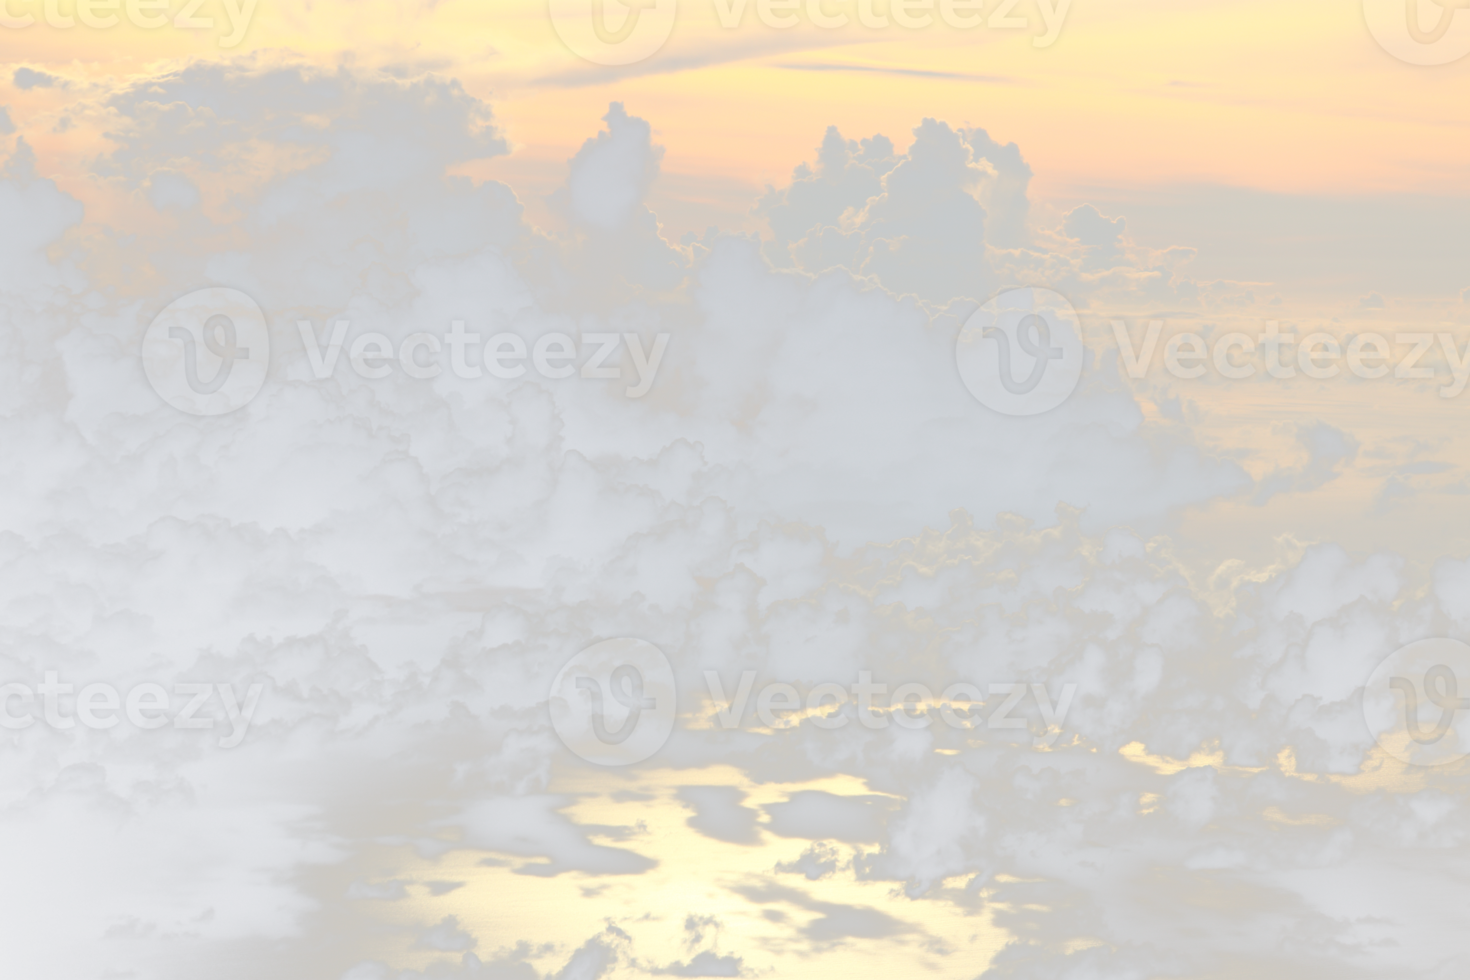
{"left": 4, "top": 0, "right": 1469, "bottom": 230}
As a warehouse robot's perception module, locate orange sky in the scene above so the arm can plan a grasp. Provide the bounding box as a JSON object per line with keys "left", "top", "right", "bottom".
{"left": 4, "top": 0, "right": 1468, "bottom": 240}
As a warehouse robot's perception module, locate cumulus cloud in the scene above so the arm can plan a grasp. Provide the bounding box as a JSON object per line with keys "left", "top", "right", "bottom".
{"left": 0, "top": 57, "right": 1463, "bottom": 980}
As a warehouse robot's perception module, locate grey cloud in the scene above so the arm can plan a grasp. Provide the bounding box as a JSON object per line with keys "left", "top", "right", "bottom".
{"left": 1346, "top": 787, "right": 1470, "bottom": 852}
{"left": 1, "top": 57, "right": 1463, "bottom": 980}
{"left": 0, "top": 139, "right": 85, "bottom": 289}
{"left": 554, "top": 929, "right": 626, "bottom": 980}
{"left": 1434, "top": 552, "right": 1470, "bottom": 620}
{"left": 1364, "top": 473, "right": 1411, "bottom": 517}
{"left": 677, "top": 786, "right": 762, "bottom": 844}
{"left": 446, "top": 728, "right": 555, "bottom": 799}
{"left": 655, "top": 951, "right": 744, "bottom": 977}
{"left": 1164, "top": 764, "right": 1223, "bottom": 828}
{"left": 343, "top": 875, "right": 408, "bottom": 899}
{"left": 858, "top": 764, "right": 1005, "bottom": 899}
{"left": 1254, "top": 422, "right": 1360, "bottom": 505}
{"left": 415, "top": 915, "right": 478, "bottom": 951}
{"left": 763, "top": 791, "right": 890, "bottom": 842}
{"left": 447, "top": 797, "right": 658, "bottom": 876}
{"left": 773, "top": 841, "right": 842, "bottom": 880}
{"left": 144, "top": 168, "right": 201, "bottom": 211}
{"left": 1065, "top": 203, "right": 1126, "bottom": 248}
{"left": 559, "top": 102, "right": 660, "bottom": 231}
{"left": 981, "top": 940, "right": 1187, "bottom": 980}
{"left": 13, "top": 67, "right": 62, "bottom": 90}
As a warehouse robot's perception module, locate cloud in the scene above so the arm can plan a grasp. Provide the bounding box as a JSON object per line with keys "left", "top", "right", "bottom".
{"left": 1253, "top": 421, "right": 1360, "bottom": 505}
{"left": 678, "top": 786, "right": 762, "bottom": 844}
{"left": 0, "top": 56, "right": 1462, "bottom": 980}
{"left": 144, "top": 168, "right": 201, "bottom": 211}
{"left": 449, "top": 797, "right": 658, "bottom": 876}
{"left": 1364, "top": 470, "right": 1411, "bottom": 517}
{"left": 342, "top": 875, "right": 408, "bottom": 899}
{"left": 1064, "top": 203, "right": 1125, "bottom": 247}
{"left": 858, "top": 764, "right": 1005, "bottom": 899}
{"left": 12, "top": 67, "right": 62, "bottom": 90}
{"left": 658, "top": 951, "right": 744, "bottom": 976}
{"left": 1158, "top": 764, "right": 1217, "bottom": 828}
{"left": 416, "top": 915, "right": 478, "bottom": 952}
{"left": 446, "top": 728, "right": 555, "bottom": 799}
{"left": 0, "top": 137, "right": 85, "bottom": 292}
{"left": 763, "top": 791, "right": 890, "bottom": 842}
{"left": 976, "top": 940, "right": 1193, "bottom": 980}
{"left": 774, "top": 841, "right": 842, "bottom": 880}
{"left": 561, "top": 102, "right": 662, "bottom": 231}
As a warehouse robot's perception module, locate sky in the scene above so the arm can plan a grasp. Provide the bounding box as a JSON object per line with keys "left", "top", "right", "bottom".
{"left": 3, "top": 1, "right": 1470, "bottom": 978}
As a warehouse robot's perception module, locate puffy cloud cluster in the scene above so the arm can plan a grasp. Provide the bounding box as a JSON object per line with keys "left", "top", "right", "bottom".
{"left": 0, "top": 58, "right": 1464, "bottom": 980}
